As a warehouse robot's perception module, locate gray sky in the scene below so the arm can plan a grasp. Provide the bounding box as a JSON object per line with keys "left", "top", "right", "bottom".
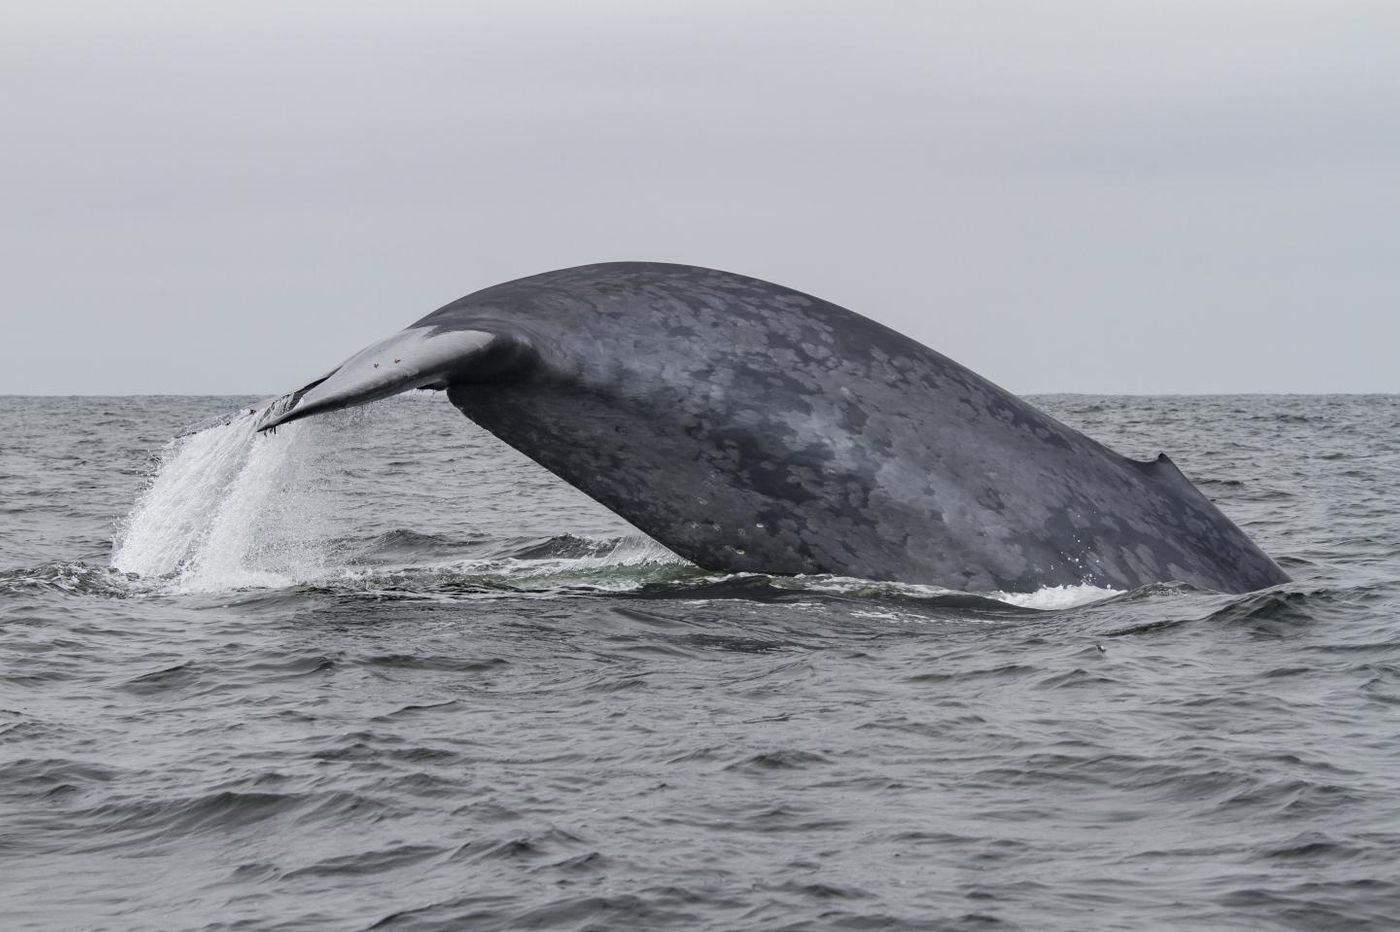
{"left": 4, "top": 1, "right": 1397, "bottom": 395}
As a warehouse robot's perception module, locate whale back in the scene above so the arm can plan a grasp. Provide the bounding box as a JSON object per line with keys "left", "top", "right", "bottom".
{"left": 427, "top": 263, "right": 1288, "bottom": 593}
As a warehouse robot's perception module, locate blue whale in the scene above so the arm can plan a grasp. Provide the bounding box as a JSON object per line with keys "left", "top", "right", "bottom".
{"left": 257, "top": 262, "right": 1288, "bottom": 594}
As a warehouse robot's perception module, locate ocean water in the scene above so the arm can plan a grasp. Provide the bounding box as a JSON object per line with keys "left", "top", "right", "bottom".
{"left": 2, "top": 393, "right": 1398, "bottom": 931}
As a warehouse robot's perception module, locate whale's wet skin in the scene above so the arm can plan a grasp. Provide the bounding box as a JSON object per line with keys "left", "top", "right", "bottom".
{"left": 255, "top": 263, "right": 1288, "bottom": 594}
{"left": 4, "top": 394, "right": 1400, "bottom": 930}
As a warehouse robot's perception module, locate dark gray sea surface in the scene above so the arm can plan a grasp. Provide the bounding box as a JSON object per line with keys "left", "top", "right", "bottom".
{"left": 2, "top": 394, "right": 1398, "bottom": 931}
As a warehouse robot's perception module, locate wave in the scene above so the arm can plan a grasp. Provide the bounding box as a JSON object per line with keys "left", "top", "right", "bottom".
{"left": 16, "top": 534, "right": 1122, "bottom": 616}
{"left": 0, "top": 562, "right": 139, "bottom": 599}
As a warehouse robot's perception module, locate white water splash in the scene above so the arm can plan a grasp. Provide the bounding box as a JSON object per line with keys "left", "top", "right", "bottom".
{"left": 112, "top": 416, "right": 258, "bottom": 578}
{"left": 112, "top": 413, "right": 335, "bottom": 592}
{"left": 795, "top": 574, "right": 1119, "bottom": 611}
{"left": 987, "top": 584, "right": 1120, "bottom": 610}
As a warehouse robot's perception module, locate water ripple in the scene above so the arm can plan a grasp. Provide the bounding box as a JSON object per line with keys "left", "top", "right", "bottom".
{"left": 2, "top": 395, "right": 1399, "bottom": 931}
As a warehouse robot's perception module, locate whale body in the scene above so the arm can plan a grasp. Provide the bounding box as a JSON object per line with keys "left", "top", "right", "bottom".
{"left": 257, "top": 262, "right": 1289, "bottom": 594}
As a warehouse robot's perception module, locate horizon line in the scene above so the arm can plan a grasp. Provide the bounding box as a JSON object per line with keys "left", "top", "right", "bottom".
{"left": 3, "top": 390, "right": 1397, "bottom": 399}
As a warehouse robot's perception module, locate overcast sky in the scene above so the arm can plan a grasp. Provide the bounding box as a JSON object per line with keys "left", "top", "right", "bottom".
{"left": 4, "top": 1, "right": 1397, "bottom": 395}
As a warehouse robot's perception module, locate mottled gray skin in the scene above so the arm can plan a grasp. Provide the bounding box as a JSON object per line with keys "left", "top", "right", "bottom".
{"left": 366, "top": 261, "right": 1285, "bottom": 594}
